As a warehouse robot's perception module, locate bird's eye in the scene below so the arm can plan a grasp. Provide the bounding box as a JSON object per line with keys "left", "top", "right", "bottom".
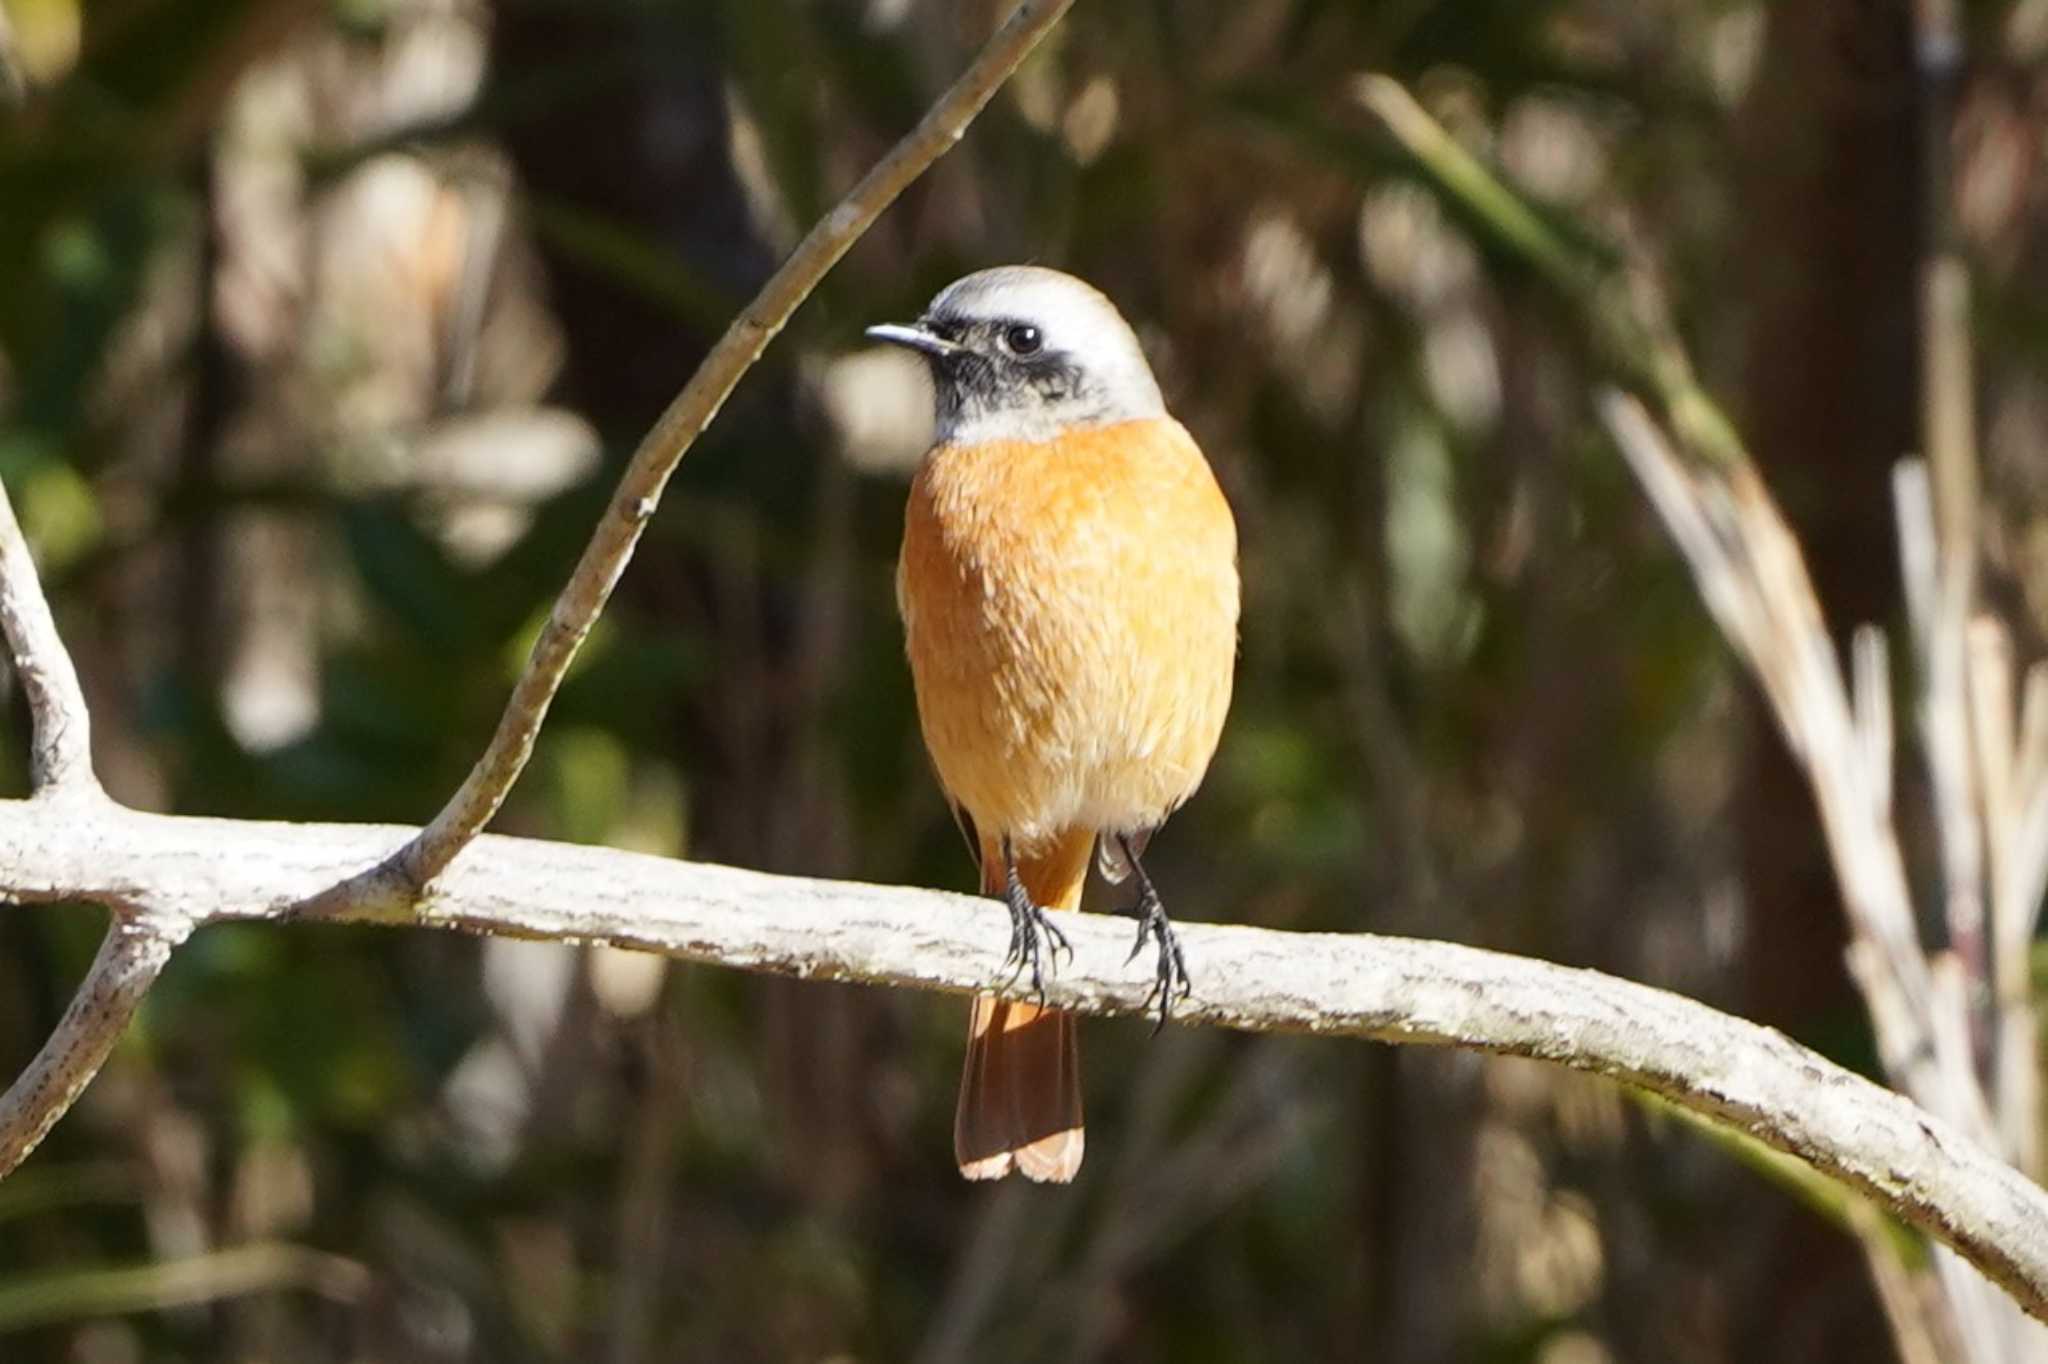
{"left": 1003, "top": 324, "right": 1043, "bottom": 355}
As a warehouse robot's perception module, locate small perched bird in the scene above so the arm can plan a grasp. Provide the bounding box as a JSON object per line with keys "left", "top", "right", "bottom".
{"left": 869, "top": 267, "right": 1240, "bottom": 1182}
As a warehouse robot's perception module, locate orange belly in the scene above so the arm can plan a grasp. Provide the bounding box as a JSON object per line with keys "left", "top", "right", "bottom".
{"left": 896, "top": 417, "right": 1239, "bottom": 854}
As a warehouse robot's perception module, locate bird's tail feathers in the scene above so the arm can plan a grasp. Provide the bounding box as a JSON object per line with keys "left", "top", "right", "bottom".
{"left": 955, "top": 827, "right": 1093, "bottom": 1182}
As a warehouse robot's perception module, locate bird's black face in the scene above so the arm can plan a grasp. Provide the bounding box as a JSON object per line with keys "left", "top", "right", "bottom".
{"left": 864, "top": 266, "right": 1166, "bottom": 444}
{"left": 924, "top": 312, "right": 1095, "bottom": 428}
{"left": 867, "top": 311, "right": 1098, "bottom": 442}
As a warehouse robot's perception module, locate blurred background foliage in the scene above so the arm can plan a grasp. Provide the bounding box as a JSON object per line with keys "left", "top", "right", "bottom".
{"left": 2, "top": 0, "right": 2047, "bottom": 1360}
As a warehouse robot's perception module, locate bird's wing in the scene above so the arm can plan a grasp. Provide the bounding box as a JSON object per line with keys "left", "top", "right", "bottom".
{"left": 948, "top": 797, "right": 985, "bottom": 886}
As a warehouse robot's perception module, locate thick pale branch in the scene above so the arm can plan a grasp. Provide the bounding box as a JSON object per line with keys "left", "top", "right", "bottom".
{"left": 0, "top": 915, "right": 181, "bottom": 1180}
{"left": 4, "top": 797, "right": 2048, "bottom": 1322}
{"left": 0, "top": 477, "right": 98, "bottom": 796}
{"left": 390, "top": 0, "right": 1077, "bottom": 892}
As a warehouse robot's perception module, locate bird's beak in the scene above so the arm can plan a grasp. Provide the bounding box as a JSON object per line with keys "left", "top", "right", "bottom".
{"left": 865, "top": 321, "right": 960, "bottom": 358}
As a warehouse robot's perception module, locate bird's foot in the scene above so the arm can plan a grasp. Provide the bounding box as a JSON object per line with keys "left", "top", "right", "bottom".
{"left": 1002, "top": 864, "right": 1071, "bottom": 1006}
{"left": 1126, "top": 885, "right": 1191, "bottom": 1034}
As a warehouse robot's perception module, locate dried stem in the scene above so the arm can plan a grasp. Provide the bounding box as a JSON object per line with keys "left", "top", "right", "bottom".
{"left": 1898, "top": 462, "right": 1989, "bottom": 1044}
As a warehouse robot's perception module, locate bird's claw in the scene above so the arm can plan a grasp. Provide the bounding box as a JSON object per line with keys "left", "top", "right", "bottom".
{"left": 1002, "top": 878, "right": 1070, "bottom": 1007}
{"left": 1126, "top": 889, "right": 1192, "bottom": 1034}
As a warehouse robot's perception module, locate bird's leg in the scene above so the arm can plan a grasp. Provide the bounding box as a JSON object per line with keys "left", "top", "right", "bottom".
{"left": 1118, "top": 833, "right": 1191, "bottom": 1032}
{"left": 1000, "top": 835, "right": 1070, "bottom": 1005}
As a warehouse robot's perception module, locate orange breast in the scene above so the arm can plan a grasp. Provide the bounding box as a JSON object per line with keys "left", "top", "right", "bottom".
{"left": 896, "top": 417, "right": 1239, "bottom": 854}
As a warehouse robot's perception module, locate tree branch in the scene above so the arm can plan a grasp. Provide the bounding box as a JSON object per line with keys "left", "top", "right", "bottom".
{"left": 385, "top": 0, "right": 1078, "bottom": 894}
{"left": 4, "top": 796, "right": 2048, "bottom": 1322}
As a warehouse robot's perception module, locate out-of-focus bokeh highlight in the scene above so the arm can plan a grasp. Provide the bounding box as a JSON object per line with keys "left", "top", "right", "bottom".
{"left": 2, "top": 0, "right": 2046, "bottom": 1360}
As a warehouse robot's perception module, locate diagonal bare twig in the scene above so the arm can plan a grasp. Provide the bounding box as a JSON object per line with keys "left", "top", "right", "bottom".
{"left": 0, "top": 0, "right": 1083, "bottom": 1191}
{"left": 384, "top": 0, "right": 1079, "bottom": 895}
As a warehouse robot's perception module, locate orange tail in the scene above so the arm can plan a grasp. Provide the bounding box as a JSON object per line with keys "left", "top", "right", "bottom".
{"left": 955, "top": 828, "right": 1093, "bottom": 1182}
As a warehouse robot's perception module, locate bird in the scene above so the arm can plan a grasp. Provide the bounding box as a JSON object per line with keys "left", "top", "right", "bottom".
{"left": 868, "top": 266, "right": 1240, "bottom": 1183}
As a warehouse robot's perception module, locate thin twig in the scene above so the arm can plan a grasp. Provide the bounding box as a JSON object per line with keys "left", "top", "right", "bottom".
{"left": 387, "top": 0, "right": 1078, "bottom": 892}
{"left": 0, "top": 916, "right": 184, "bottom": 1181}
{"left": 0, "top": 477, "right": 100, "bottom": 797}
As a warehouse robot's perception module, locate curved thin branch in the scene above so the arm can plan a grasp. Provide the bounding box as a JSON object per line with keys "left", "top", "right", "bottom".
{"left": 388, "top": 0, "right": 1078, "bottom": 892}
{"left": 3, "top": 797, "right": 2048, "bottom": 1322}
{"left": 0, "top": 476, "right": 99, "bottom": 797}
{"left": 0, "top": 914, "right": 181, "bottom": 1180}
